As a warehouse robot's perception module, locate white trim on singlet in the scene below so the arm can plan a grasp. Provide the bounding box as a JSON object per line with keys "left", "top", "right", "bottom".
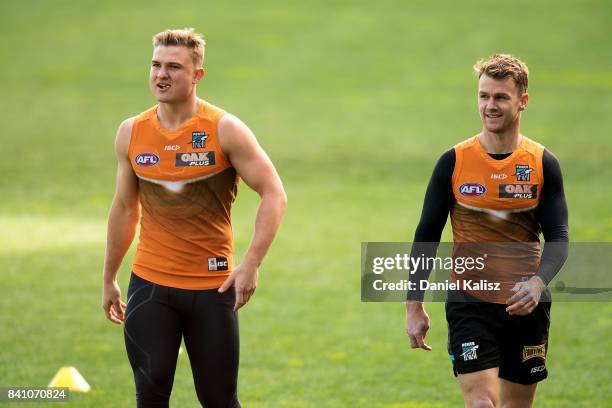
{"left": 456, "top": 200, "right": 538, "bottom": 220}
{"left": 137, "top": 170, "right": 226, "bottom": 193}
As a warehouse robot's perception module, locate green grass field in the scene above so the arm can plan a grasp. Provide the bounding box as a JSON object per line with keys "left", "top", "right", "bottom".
{"left": 1, "top": 0, "right": 611, "bottom": 406}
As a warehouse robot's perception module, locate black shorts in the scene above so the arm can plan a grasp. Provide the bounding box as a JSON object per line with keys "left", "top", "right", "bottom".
{"left": 445, "top": 291, "right": 551, "bottom": 385}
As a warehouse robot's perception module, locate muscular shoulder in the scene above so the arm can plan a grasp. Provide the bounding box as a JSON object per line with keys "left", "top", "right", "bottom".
{"left": 217, "top": 113, "right": 257, "bottom": 156}
{"left": 115, "top": 117, "right": 135, "bottom": 158}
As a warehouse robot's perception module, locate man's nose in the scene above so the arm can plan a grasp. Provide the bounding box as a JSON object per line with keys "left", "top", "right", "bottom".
{"left": 486, "top": 98, "right": 497, "bottom": 110}
{"left": 157, "top": 67, "right": 169, "bottom": 78}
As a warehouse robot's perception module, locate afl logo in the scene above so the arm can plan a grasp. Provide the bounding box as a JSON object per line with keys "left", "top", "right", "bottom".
{"left": 135, "top": 153, "right": 159, "bottom": 167}
{"left": 459, "top": 183, "right": 486, "bottom": 197}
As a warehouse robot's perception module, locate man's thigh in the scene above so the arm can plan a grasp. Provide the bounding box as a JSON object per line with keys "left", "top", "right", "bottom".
{"left": 183, "top": 287, "right": 240, "bottom": 408}
{"left": 123, "top": 273, "right": 183, "bottom": 404}
{"left": 458, "top": 368, "right": 500, "bottom": 408}
{"left": 500, "top": 378, "right": 538, "bottom": 408}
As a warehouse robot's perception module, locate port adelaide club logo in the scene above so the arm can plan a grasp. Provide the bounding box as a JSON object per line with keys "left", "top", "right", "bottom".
{"left": 190, "top": 131, "right": 208, "bottom": 149}
{"left": 459, "top": 183, "right": 486, "bottom": 197}
{"left": 514, "top": 164, "right": 533, "bottom": 181}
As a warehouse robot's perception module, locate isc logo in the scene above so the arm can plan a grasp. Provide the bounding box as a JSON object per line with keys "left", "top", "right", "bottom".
{"left": 459, "top": 183, "right": 486, "bottom": 197}
{"left": 135, "top": 153, "right": 159, "bottom": 167}
{"left": 208, "top": 257, "right": 229, "bottom": 271}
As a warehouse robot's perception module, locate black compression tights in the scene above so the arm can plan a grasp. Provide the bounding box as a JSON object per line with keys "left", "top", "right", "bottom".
{"left": 123, "top": 273, "right": 241, "bottom": 408}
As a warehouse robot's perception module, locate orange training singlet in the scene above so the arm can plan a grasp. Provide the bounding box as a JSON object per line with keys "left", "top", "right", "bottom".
{"left": 450, "top": 135, "right": 545, "bottom": 303}
{"left": 128, "top": 99, "right": 238, "bottom": 290}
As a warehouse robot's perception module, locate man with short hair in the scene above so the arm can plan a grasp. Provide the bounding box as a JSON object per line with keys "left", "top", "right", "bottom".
{"left": 405, "top": 54, "right": 568, "bottom": 407}
{"left": 102, "top": 28, "right": 287, "bottom": 407}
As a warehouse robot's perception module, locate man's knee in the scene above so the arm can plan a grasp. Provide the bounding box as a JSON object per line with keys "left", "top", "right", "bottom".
{"left": 458, "top": 368, "right": 500, "bottom": 408}
{"left": 133, "top": 368, "right": 173, "bottom": 407}
{"left": 464, "top": 389, "right": 498, "bottom": 408}
{"left": 135, "top": 388, "right": 170, "bottom": 408}
{"left": 466, "top": 398, "right": 496, "bottom": 408}
{"left": 197, "top": 392, "right": 240, "bottom": 408}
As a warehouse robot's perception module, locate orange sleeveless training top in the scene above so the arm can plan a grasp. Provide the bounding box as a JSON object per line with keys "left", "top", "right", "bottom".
{"left": 450, "top": 135, "right": 545, "bottom": 303}
{"left": 128, "top": 99, "right": 238, "bottom": 290}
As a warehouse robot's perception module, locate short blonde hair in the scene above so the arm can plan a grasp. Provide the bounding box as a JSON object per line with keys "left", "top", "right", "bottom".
{"left": 474, "top": 54, "right": 529, "bottom": 94}
{"left": 152, "top": 28, "right": 205, "bottom": 68}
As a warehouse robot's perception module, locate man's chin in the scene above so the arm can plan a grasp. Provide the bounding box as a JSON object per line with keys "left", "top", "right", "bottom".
{"left": 154, "top": 94, "right": 174, "bottom": 104}
{"left": 484, "top": 124, "right": 508, "bottom": 134}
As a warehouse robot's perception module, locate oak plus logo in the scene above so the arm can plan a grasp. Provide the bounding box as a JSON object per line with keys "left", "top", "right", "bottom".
{"left": 459, "top": 183, "right": 486, "bottom": 197}
{"left": 175, "top": 152, "right": 216, "bottom": 167}
{"left": 499, "top": 184, "right": 538, "bottom": 199}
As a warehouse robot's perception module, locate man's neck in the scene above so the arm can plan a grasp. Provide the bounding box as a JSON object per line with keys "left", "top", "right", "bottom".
{"left": 478, "top": 127, "right": 522, "bottom": 154}
{"left": 157, "top": 95, "right": 199, "bottom": 131}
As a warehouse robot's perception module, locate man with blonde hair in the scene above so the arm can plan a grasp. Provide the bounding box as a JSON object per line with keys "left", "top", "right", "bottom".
{"left": 102, "top": 28, "right": 287, "bottom": 407}
{"left": 405, "top": 54, "right": 568, "bottom": 407}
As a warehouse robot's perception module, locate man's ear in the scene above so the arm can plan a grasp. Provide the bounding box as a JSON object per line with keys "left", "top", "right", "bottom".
{"left": 194, "top": 67, "right": 205, "bottom": 83}
{"left": 520, "top": 92, "right": 529, "bottom": 111}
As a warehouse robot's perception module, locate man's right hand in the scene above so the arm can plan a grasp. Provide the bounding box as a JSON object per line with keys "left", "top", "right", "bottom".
{"left": 405, "top": 301, "right": 432, "bottom": 351}
{"left": 102, "top": 280, "right": 126, "bottom": 325}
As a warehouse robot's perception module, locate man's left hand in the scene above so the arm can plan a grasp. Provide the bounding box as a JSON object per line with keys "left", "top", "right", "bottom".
{"left": 218, "top": 262, "right": 259, "bottom": 312}
{"left": 506, "top": 276, "right": 546, "bottom": 316}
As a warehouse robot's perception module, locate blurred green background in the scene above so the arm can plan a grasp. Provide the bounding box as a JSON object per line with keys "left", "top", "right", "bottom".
{"left": 1, "top": 0, "right": 611, "bottom": 406}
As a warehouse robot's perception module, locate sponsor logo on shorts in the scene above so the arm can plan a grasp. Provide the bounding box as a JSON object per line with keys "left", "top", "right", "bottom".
{"left": 459, "top": 183, "right": 486, "bottom": 197}
{"left": 164, "top": 144, "right": 180, "bottom": 151}
{"left": 491, "top": 173, "right": 508, "bottom": 180}
{"left": 530, "top": 365, "right": 546, "bottom": 374}
{"left": 460, "top": 341, "right": 479, "bottom": 361}
{"left": 175, "top": 152, "right": 216, "bottom": 167}
{"left": 135, "top": 153, "right": 159, "bottom": 167}
{"left": 499, "top": 184, "right": 538, "bottom": 199}
{"left": 522, "top": 344, "right": 546, "bottom": 362}
{"left": 514, "top": 164, "right": 533, "bottom": 181}
{"left": 208, "top": 257, "right": 229, "bottom": 271}
{"left": 191, "top": 131, "right": 208, "bottom": 149}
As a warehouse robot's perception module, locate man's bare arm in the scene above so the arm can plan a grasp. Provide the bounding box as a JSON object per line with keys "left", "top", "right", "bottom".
{"left": 102, "top": 118, "right": 140, "bottom": 324}
{"left": 217, "top": 114, "right": 287, "bottom": 311}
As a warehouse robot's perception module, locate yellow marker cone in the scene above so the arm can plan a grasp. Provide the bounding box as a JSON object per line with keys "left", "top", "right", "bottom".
{"left": 179, "top": 346, "right": 183, "bottom": 355}
{"left": 48, "top": 367, "right": 91, "bottom": 392}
